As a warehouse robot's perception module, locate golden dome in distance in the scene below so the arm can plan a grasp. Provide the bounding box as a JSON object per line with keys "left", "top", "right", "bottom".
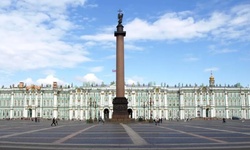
{"left": 209, "top": 71, "right": 215, "bottom": 87}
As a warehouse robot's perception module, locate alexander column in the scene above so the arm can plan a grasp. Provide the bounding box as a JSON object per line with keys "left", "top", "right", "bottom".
{"left": 112, "top": 10, "right": 129, "bottom": 121}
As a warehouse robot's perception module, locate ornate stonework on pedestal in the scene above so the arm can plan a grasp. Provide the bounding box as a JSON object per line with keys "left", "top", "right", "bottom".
{"left": 112, "top": 10, "right": 130, "bottom": 122}
{"left": 112, "top": 97, "right": 128, "bottom": 121}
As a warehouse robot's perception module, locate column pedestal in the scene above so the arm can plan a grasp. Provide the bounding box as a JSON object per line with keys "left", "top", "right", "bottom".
{"left": 112, "top": 97, "right": 130, "bottom": 122}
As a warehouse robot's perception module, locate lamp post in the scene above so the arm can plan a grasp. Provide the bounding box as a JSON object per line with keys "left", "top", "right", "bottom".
{"left": 142, "top": 101, "right": 147, "bottom": 121}
{"left": 93, "top": 100, "right": 97, "bottom": 121}
{"left": 148, "top": 97, "right": 154, "bottom": 122}
{"left": 88, "top": 98, "right": 93, "bottom": 123}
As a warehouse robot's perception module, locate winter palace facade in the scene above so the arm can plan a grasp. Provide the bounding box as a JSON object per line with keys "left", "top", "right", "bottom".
{"left": 0, "top": 74, "right": 250, "bottom": 120}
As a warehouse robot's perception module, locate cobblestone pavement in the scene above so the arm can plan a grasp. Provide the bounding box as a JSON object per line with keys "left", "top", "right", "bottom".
{"left": 0, "top": 119, "right": 250, "bottom": 150}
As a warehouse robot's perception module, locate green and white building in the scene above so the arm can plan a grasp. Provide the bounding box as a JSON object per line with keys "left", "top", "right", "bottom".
{"left": 0, "top": 74, "right": 249, "bottom": 120}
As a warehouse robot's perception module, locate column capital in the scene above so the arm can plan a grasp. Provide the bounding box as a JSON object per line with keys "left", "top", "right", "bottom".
{"left": 114, "top": 24, "right": 126, "bottom": 36}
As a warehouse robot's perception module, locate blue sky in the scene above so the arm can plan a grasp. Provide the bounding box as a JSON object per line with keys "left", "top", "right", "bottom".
{"left": 0, "top": 0, "right": 249, "bottom": 87}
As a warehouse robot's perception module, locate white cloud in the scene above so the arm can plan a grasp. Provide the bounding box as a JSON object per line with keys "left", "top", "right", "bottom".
{"left": 43, "top": 70, "right": 56, "bottom": 76}
{"left": 208, "top": 45, "right": 238, "bottom": 54}
{"left": 230, "top": 4, "right": 250, "bottom": 26}
{"left": 212, "top": 48, "right": 238, "bottom": 54}
{"left": 18, "top": 74, "right": 66, "bottom": 86}
{"left": 89, "top": 66, "right": 103, "bottom": 73}
{"left": 20, "top": 78, "right": 34, "bottom": 85}
{"left": 183, "top": 54, "right": 199, "bottom": 62}
{"left": 204, "top": 67, "right": 219, "bottom": 72}
{"left": 36, "top": 75, "right": 66, "bottom": 85}
{"left": 76, "top": 73, "right": 103, "bottom": 84}
{"left": 0, "top": 0, "right": 11, "bottom": 8}
{"left": 81, "top": 5, "right": 250, "bottom": 42}
{"left": 81, "top": 12, "right": 228, "bottom": 42}
{"left": 126, "top": 44, "right": 144, "bottom": 51}
{"left": 211, "top": 4, "right": 250, "bottom": 42}
{"left": 0, "top": 0, "right": 90, "bottom": 71}
{"left": 127, "top": 79, "right": 136, "bottom": 85}
{"left": 126, "top": 76, "right": 144, "bottom": 85}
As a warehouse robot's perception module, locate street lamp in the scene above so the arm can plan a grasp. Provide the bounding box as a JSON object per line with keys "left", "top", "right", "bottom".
{"left": 93, "top": 100, "right": 97, "bottom": 121}
{"left": 148, "top": 97, "right": 154, "bottom": 122}
{"left": 88, "top": 98, "right": 93, "bottom": 123}
{"left": 142, "top": 101, "right": 147, "bottom": 121}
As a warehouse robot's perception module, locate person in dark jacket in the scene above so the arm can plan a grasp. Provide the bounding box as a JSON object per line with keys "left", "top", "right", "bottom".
{"left": 51, "top": 118, "right": 57, "bottom": 126}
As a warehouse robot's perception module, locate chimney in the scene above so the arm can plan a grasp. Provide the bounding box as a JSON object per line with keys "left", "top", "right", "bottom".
{"left": 19, "top": 82, "right": 24, "bottom": 88}
{"left": 53, "top": 82, "right": 57, "bottom": 89}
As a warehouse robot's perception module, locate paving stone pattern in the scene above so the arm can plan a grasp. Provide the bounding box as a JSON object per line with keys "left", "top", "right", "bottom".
{"left": 0, "top": 119, "right": 250, "bottom": 150}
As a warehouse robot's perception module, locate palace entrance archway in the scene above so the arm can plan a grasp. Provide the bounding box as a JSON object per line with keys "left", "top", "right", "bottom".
{"left": 206, "top": 108, "right": 210, "bottom": 117}
{"left": 28, "top": 109, "right": 32, "bottom": 118}
{"left": 104, "top": 109, "right": 109, "bottom": 119}
{"left": 128, "top": 109, "right": 132, "bottom": 118}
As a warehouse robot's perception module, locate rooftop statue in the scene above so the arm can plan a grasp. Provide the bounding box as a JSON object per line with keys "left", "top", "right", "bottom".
{"left": 118, "top": 9, "right": 123, "bottom": 25}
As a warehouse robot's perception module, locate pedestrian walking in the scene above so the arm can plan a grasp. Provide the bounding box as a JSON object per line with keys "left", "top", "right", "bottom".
{"left": 51, "top": 118, "right": 57, "bottom": 126}
{"left": 222, "top": 118, "right": 226, "bottom": 123}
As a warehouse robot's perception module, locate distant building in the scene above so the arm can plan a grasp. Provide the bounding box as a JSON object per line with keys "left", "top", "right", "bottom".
{"left": 0, "top": 74, "right": 249, "bottom": 120}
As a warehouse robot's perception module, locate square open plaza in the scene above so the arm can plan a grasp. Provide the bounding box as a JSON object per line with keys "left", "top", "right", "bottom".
{"left": 0, "top": 119, "right": 250, "bottom": 150}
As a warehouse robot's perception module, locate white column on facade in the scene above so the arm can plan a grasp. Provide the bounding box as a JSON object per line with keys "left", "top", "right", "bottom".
{"left": 99, "top": 108, "right": 102, "bottom": 120}
{"left": 160, "top": 93, "right": 163, "bottom": 119}
{"left": 159, "top": 93, "right": 162, "bottom": 108}
{"left": 23, "top": 93, "right": 27, "bottom": 118}
{"left": 211, "top": 92, "right": 215, "bottom": 106}
{"left": 110, "top": 110, "right": 113, "bottom": 118}
{"left": 29, "top": 91, "right": 31, "bottom": 106}
{"left": 32, "top": 109, "right": 35, "bottom": 118}
{"left": 132, "top": 108, "right": 136, "bottom": 119}
{"left": 80, "top": 91, "right": 83, "bottom": 107}
{"left": 10, "top": 92, "right": 14, "bottom": 119}
{"left": 241, "top": 92, "right": 246, "bottom": 106}
{"left": 85, "top": 109, "right": 88, "bottom": 120}
{"left": 101, "top": 92, "right": 104, "bottom": 106}
{"left": 40, "top": 93, "right": 43, "bottom": 118}
{"left": 132, "top": 92, "right": 135, "bottom": 107}
{"left": 24, "top": 93, "right": 27, "bottom": 106}
{"left": 241, "top": 92, "right": 246, "bottom": 119}
{"left": 194, "top": 92, "right": 198, "bottom": 117}
{"left": 179, "top": 91, "right": 184, "bottom": 120}
{"left": 69, "top": 91, "right": 73, "bottom": 120}
{"left": 159, "top": 109, "right": 162, "bottom": 119}
{"left": 35, "top": 92, "right": 38, "bottom": 106}
{"left": 32, "top": 92, "right": 35, "bottom": 117}
{"left": 35, "top": 92, "right": 38, "bottom": 118}
{"left": 200, "top": 92, "right": 205, "bottom": 118}
{"left": 153, "top": 92, "right": 156, "bottom": 118}
{"left": 85, "top": 92, "right": 88, "bottom": 119}
{"left": 225, "top": 91, "right": 229, "bottom": 118}
{"left": 53, "top": 91, "right": 58, "bottom": 118}
{"left": 80, "top": 109, "right": 83, "bottom": 120}
{"left": 153, "top": 93, "right": 156, "bottom": 107}
{"left": 164, "top": 92, "right": 168, "bottom": 120}
{"left": 206, "top": 92, "right": 209, "bottom": 106}
{"left": 199, "top": 92, "right": 203, "bottom": 106}
{"left": 28, "top": 90, "right": 31, "bottom": 117}
{"left": 211, "top": 92, "right": 215, "bottom": 117}
{"left": 80, "top": 91, "right": 83, "bottom": 120}
{"left": 164, "top": 92, "right": 167, "bottom": 106}
{"left": 247, "top": 92, "right": 250, "bottom": 119}
{"left": 109, "top": 93, "right": 112, "bottom": 106}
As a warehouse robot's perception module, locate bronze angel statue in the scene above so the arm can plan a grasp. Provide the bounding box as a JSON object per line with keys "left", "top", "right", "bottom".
{"left": 118, "top": 10, "right": 123, "bottom": 25}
